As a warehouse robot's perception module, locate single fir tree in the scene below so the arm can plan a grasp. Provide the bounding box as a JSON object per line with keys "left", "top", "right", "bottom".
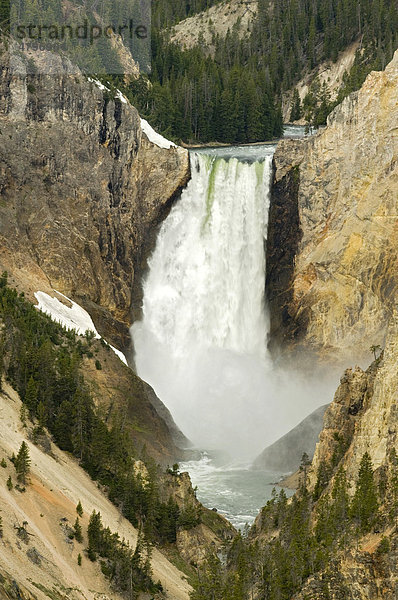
{"left": 74, "top": 517, "right": 83, "bottom": 543}
{"left": 351, "top": 452, "right": 379, "bottom": 533}
{"left": 87, "top": 510, "right": 102, "bottom": 561}
{"left": 290, "top": 89, "right": 302, "bottom": 122}
{"left": 14, "top": 441, "right": 31, "bottom": 485}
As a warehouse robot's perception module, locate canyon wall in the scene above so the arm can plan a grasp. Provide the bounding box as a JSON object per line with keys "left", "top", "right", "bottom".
{"left": 0, "top": 46, "right": 189, "bottom": 353}
{"left": 288, "top": 311, "right": 398, "bottom": 599}
{"left": 268, "top": 50, "right": 398, "bottom": 365}
{"left": 308, "top": 309, "right": 398, "bottom": 492}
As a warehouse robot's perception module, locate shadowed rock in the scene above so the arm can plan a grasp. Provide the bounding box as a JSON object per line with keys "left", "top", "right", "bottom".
{"left": 252, "top": 404, "right": 328, "bottom": 472}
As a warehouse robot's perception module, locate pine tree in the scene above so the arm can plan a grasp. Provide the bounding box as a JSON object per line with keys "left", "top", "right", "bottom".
{"left": 290, "top": 89, "right": 302, "bottom": 122}
{"left": 74, "top": 517, "right": 83, "bottom": 543}
{"left": 87, "top": 510, "right": 103, "bottom": 561}
{"left": 299, "top": 452, "right": 312, "bottom": 491}
{"left": 330, "top": 467, "right": 350, "bottom": 549}
{"left": 36, "top": 401, "right": 47, "bottom": 430}
{"left": 14, "top": 441, "right": 31, "bottom": 485}
{"left": 24, "top": 376, "right": 38, "bottom": 415}
{"left": 76, "top": 500, "right": 83, "bottom": 517}
{"left": 20, "top": 404, "right": 28, "bottom": 427}
{"left": 313, "top": 460, "right": 331, "bottom": 501}
{"left": 351, "top": 452, "right": 379, "bottom": 533}
{"left": 191, "top": 553, "right": 224, "bottom": 600}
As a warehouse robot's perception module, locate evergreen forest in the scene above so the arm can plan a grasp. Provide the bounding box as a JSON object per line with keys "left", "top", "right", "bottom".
{"left": 191, "top": 450, "right": 398, "bottom": 600}
{"left": 1, "top": 0, "right": 397, "bottom": 142}
{"left": 0, "top": 273, "right": 203, "bottom": 597}
{"left": 123, "top": 0, "right": 398, "bottom": 143}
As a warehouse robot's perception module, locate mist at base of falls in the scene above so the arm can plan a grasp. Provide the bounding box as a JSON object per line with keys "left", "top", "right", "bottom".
{"left": 131, "top": 144, "right": 337, "bottom": 462}
{"left": 133, "top": 321, "right": 337, "bottom": 460}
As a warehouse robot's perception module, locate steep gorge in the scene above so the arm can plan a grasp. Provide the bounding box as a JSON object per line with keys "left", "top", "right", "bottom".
{"left": 0, "top": 26, "right": 397, "bottom": 600}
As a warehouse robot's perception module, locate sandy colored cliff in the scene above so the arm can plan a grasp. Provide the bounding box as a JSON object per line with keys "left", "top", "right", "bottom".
{"left": 269, "top": 51, "right": 398, "bottom": 364}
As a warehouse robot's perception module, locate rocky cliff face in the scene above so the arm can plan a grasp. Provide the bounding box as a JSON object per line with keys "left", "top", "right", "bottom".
{"left": 250, "top": 312, "right": 398, "bottom": 598}
{"left": 309, "top": 310, "right": 398, "bottom": 492}
{"left": 160, "top": 471, "right": 235, "bottom": 566}
{"left": 81, "top": 337, "right": 189, "bottom": 465}
{"left": 290, "top": 312, "right": 398, "bottom": 599}
{"left": 269, "top": 51, "right": 398, "bottom": 364}
{"left": 0, "top": 45, "right": 189, "bottom": 353}
{"left": 282, "top": 41, "right": 359, "bottom": 122}
{"left": 294, "top": 540, "right": 398, "bottom": 600}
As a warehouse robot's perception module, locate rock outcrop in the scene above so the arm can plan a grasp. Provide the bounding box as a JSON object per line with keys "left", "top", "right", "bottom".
{"left": 289, "top": 312, "right": 398, "bottom": 598}
{"left": 293, "top": 539, "right": 398, "bottom": 600}
{"left": 309, "top": 310, "right": 398, "bottom": 492}
{"left": 268, "top": 51, "right": 398, "bottom": 364}
{"left": 169, "top": 0, "right": 257, "bottom": 56}
{"left": 282, "top": 41, "right": 359, "bottom": 122}
{"left": 250, "top": 312, "right": 398, "bottom": 597}
{"left": 162, "top": 470, "right": 235, "bottom": 566}
{"left": 81, "top": 337, "right": 190, "bottom": 464}
{"left": 0, "top": 45, "right": 189, "bottom": 353}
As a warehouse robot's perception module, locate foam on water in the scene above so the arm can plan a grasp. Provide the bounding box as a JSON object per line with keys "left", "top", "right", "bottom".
{"left": 180, "top": 453, "right": 293, "bottom": 530}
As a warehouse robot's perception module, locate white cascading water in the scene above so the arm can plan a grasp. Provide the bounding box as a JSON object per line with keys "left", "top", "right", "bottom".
{"left": 138, "top": 153, "right": 271, "bottom": 358}
{"left": 132, "top": 146, "right": 331, "bottom": 461}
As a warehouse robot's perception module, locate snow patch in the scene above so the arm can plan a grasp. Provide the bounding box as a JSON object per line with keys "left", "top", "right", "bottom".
{"left": 116, "top": 89, "right": 127, "bottom": 104}
{"left": 34, "top": 291, "right": 128, "bottom": 365}
{"left": 140, "top": 118, "right": 176, "bottom": 149}
{"left": 88, "top": 80, "right": 128, "bottom": 105}
{"left": 87, "top": 77, "right": 110, "bottom": 92}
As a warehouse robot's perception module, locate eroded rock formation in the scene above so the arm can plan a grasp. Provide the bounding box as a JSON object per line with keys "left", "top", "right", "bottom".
{"left": 268, "top": 51, "right": 398, "bottom": 364}
{"left": 309, "top": 310, "right": 398, "bottom": 491}
{"left": 0, "top": 46, "right": 189, "bottom": 353}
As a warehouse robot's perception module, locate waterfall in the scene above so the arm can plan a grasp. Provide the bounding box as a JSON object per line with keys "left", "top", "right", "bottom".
{"left": 131, "top": 145, "right": 330, "bottom": 460}
{"left": 139, "top": 153, "right": 271, "bottom": 358}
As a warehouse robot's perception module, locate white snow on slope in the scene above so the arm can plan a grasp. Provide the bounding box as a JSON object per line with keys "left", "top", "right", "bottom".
{"left": 88, "top": 78, "right": 128, "bottom": 104}
{"left": 87, "top": 80, "right": 173, "bottom": 148}
{"left": 116, "top": 89, "right": 128, "bottom": 103}
{"left": 34, "top": 291, "right": 128, "bottom": 365}
{"left": 140, "top": 118, "right": 176, "bottom": 149}
{"left": 88, "top": 77, "right": 110, "bottom": 92}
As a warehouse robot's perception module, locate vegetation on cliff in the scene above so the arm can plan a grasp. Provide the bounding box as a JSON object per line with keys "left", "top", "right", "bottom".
{"left": 1, "top": 0, "right": 396, "bottom": 142}
{"left": 189, "top": 319, "right": 398, "bottom": 598}
{"left": 191, "top": 448, "right": 398, "bottom": 599}
{"left": 0, "top": 273, "right": 219, "bottom": 597}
